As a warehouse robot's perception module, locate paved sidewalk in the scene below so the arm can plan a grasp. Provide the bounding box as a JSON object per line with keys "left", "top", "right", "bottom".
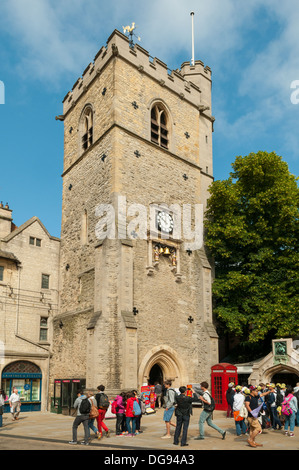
{"left": 0, "top": 407, "right": 298, "bottom": 451}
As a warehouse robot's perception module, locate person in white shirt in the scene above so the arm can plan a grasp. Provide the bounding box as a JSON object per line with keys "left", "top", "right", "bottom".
{"left": 194, "top": 381, "right": 226, "bottom": 440}
{"left": 233, "top": 385, "right": 247, "bottom": 436}
{"left": 9, "top": 387, "right": 21, "bottom": 421}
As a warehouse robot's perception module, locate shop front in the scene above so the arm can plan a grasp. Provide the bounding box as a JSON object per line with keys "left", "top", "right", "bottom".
{"left": 1, "top": 361, "right": 42, "bottom": 412}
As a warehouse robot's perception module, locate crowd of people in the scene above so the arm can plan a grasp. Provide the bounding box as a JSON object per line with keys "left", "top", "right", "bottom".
{"left": 226, "top": 382, "right": 299, "bottom": 447}
{"left": 1, "top": 380, "right": 298, "bottom": 448}
{"left": 68, "top": 380, "right": 226, "bottom": 446}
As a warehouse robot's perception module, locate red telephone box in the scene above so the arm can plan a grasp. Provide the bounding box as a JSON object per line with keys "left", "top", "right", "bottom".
{"left": 211, "top": 363, "right": 238, "bottom": 411}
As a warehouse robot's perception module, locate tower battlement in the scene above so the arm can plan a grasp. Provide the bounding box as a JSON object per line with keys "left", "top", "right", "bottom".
{"left": 62, "top": 29, "right": 212, "bottom": 116}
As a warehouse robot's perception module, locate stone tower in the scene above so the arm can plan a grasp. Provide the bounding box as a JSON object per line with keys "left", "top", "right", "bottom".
{"left": 51, "top": 30, "right": 218, "bottom": 396}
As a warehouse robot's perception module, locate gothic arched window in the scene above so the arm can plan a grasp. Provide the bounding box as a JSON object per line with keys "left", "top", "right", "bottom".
{"left": 151, "top": 104, "right": 169, "bottom": 149}
{"left": 81, "top": 105, "right": 93, "bottom": 152}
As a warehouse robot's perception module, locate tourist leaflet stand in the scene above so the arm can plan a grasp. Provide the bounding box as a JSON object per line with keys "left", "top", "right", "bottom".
{"left": 141, "top": 386, "right": 156, "bottom": 409}
{"left": 211, "top": 363, "right": 238, "bottom": 411}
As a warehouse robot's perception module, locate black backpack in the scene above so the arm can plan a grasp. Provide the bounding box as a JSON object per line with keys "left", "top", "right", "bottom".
{"left": 98, "top": 393, "right": 110, "bottom": 409}
{"left": 204, "top": 392, "right": 215, "bottom": 412}
{"left": 79, "top": 397, "right": 91, "bottom": 415}
{"left": 276, "top": 390, "right": 283, "bottom": 407}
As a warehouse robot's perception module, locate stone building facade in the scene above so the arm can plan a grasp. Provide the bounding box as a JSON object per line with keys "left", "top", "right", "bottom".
{"left": 0, "top": 203, "right": 60, "bottom": 411}
{"left": 50, "top": 29, "right": 218, "bottom": 399}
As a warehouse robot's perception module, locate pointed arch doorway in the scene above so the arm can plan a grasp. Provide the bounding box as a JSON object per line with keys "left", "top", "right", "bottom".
{"left": 149, "top": 364, "right": 163, "bottom": 385}
{"left": 139, "top": 345, "right": 187, "bottom": 388}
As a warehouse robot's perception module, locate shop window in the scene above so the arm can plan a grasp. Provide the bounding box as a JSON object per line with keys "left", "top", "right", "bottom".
{"left": 41, "top": 274, "right": 50, "bottom": 289}
{"left": 151, "top": 103, "right": 169, "bottom": 149}
{"left": 1, "top": 361, "right": 42, "bottom": 407}
{"left": 39, "top": 317, "right": 48, "bottom": 341}
{"left": 0, "top": 266, "right": 4, "bottom": 281}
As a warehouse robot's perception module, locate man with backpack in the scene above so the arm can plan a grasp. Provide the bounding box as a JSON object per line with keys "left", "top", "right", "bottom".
{"left": 194, "top": 381, "right": 226, "bottom": 441}
{"left": 69, "top": 390, "right": 91, "bottom": 445}
{"left": 161, "top": 380, "right": 177, "bottom": 439}
{"left": 95, "top": 384, "right": 110, "bottom": 439}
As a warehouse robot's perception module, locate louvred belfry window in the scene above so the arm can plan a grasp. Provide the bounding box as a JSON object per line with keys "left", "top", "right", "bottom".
{"left": 81, "top": 106, "right": 93, "bottom": 151}
{"left": 151, "top": 104, "right": 169, "bottom": 149}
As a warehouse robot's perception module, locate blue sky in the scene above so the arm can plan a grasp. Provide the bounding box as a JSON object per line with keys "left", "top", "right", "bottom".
{"left": 0, "top": 0, "right": 298, "bottom": 238}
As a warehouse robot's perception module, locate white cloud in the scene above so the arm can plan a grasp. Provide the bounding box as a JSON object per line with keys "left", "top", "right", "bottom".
{"left": 1, "top": 0, "right": 298, "bottom": 169}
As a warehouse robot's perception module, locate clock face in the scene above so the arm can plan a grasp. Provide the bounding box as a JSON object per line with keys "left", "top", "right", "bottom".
{"left": 156, "top": 211, "right": 174, "bottom": 233}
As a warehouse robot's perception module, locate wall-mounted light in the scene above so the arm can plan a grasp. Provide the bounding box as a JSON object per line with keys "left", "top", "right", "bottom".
{"left": 66, "top": 264, "right": 70, "bottom": 271}
{"left": 101, "top": 154, "right": 107, "bottom": 162}
{"left": 183, "top": 174, "right": 188, "bottom": 180}
{"left": 186, "top": 249, "right": 192, "bottom": 256}
{"left": 59, "top": 321, "right": 64, "bottom": 329}
{"left": 134, "top": 150, "right": 141, "bottom": 158}
{"left": 102, "top": 87, "right": 107, "bottom": 95}
{"left": 132, "top": 101, "right": 139, "bottom": 109}
{"left": 69, "top": 184, "right": 73, "bottom": 190}
{"left": 188, "top": 316, "right": 194, "bottom": 324}
{"left": 185, "top": 131, "right": 190, "bottom": 139}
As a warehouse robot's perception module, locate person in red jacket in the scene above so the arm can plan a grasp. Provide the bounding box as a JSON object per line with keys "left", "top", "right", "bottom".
{"left": 125, "top": 391, "right": 138, "bottom": 436}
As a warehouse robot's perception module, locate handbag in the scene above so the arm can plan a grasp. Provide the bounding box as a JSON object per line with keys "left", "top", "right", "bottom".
{"left": 233, "top": 410, "right": 244, "bottom": 421}
{"left": 89, "top": 401, "right": 99, "bottom": 419}
{"left": 239, "top": 403, "right": 248, "bottom": 418}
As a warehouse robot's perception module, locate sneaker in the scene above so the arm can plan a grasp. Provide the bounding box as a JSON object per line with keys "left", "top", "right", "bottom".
{"left": 222, "top": 431, "right": 226, "bottom": 440}
{"left": 194, "top": 436, "right": 204, "bottom": 440}
{"left": 161, "top": 434, "right": 171, "bottom": 439}
{"left": 290, "top": 432, "right": 295, "bottom": 437}
{"left": 81, "top": 441, "right": 89, "bottom": 446}
{"left": 68, "top": 441, "right": 78, "bottom": 445}
{"left": 98, "top": 434, "right": 103, "bottom": 439}
{"left": 105, "top": 430, "right": 110, "bottom": 438}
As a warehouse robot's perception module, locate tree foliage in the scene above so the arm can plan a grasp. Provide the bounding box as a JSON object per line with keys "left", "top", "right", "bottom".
{"left": 204, "top": 151, "right": 299, "bottom": 342}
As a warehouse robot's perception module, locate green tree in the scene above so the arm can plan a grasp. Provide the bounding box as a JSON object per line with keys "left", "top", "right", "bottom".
{"left": 204, "top": 151, "right": 299, "bottom": 343}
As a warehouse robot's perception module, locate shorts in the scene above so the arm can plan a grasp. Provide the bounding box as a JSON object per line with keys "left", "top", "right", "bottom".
{"left": 248, "top": 417, "right": 262, "bottom": 433}
{"left": 163, "top": 406, "right": 175, "bottom": 422}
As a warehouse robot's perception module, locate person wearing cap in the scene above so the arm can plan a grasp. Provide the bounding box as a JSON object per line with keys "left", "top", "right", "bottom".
{"left": 226, "top": 383, "right": 235, "bottom": 418}
{"left": 232, "top": 385, "right": 247, "bottom": 436}
{"left": 268, "top": 383, "right": 282, "bottom": 431}
{"left": 245, "top": 385, "right": 271, "bottom": 448}
{"left": 280, "top": 384, "right": 286, "bottom": 398}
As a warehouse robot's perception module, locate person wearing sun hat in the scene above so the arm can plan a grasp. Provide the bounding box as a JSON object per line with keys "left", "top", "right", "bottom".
{"left": 268, "top": 383, "right": 282, "bottom": 430}
{"left": 232, "top": 385, "right": 247, "bottom": 436}
{"left": 280, "top": 384, "right": 286, "bottom": 397}
{"left": 245, "top": 385, "right": 271, "bottom": 448}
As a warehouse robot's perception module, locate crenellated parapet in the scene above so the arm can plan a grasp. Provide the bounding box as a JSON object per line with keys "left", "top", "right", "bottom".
{"left": 62, "top": 29, "right": 212, "bottom": 116}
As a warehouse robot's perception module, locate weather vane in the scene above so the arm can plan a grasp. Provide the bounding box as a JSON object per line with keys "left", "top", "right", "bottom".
{"left": 122, "top": 22, "right": 141, "bottom": 48}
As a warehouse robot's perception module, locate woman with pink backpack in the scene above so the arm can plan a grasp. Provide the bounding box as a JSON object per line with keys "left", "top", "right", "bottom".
{"left": 282, "top": 386, "right": 298, "bottom": 437}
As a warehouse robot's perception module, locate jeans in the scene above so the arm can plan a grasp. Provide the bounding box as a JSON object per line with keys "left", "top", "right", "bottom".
{"left": 174, "top": 414, "right": 190, "bottom": 445}
{"left": 284, "top": 413, "right": 296, "bottom": 433}
{"left": 126, "top": 416, "right": 137, "bottom": 434}
{"left": 72, "top": 415, "right": 89, "bottom": 442}
{"left": 235, "top": 418, "right": 247, "bottom": 436}
{"left": 88, "top": 418, "right": 98, "bottom": 435}
{"left": 199, "top": 410, "right": 224, "bottom": 438}
{"left": 271, "top": 406, "right": 282, "bottom": 429}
